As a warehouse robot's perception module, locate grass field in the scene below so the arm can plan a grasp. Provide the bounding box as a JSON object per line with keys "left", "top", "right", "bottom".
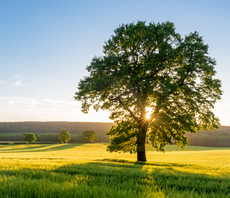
{"left": 0, "top": 143, "right": 230, "bottom": 198}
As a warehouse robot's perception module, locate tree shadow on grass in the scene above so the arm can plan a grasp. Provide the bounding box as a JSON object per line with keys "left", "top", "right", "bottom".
{"left": 0, "top": 144, "right": 46, "bottom": 151}
{"left": 0, "top": 143, "right": 81, "bottom": 153}
{"left": 0, "top": 159, "right": 230, "bottom": 197}
{"left": 54, "top": 159, "right": 230, "bottom": 197}
{"left": 96, "top": 158, "right": 196, "bottom": 168}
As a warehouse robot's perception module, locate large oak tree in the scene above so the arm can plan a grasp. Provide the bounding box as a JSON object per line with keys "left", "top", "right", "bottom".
{"left": 75, "top": 21, "right": 222, "bottom": 161}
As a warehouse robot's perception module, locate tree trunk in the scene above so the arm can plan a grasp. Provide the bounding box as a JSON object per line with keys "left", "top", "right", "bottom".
{"left": 136, "top": 123, "right": 147, "bottom": 162}
{"left": 137, "top": 149, "right": 146, "bottom": 162}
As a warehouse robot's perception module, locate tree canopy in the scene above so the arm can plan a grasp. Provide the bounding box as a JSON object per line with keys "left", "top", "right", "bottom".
{"left": 58, "top": 129, "right": 71, "bottom": 143}
{"left": 75, "top": 21, "right": 222, "bottom": 161}
{"left": 24, "top": 133, "right": 36, "bottom": 143}
{"left": 82, "top": 130, "right": 98, "bottom": 143}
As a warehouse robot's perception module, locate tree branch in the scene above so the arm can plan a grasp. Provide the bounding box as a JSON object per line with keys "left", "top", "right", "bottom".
{"left": 118, "top": 98, "right": 138, "bottom": 121}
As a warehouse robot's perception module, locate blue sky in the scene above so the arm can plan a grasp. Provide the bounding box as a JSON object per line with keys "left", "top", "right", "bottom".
{"left": 0, "top": 0, "right": 230, "bottom": 125}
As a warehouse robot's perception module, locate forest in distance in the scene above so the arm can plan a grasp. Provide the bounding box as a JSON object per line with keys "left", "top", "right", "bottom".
{"left": 0, "top": 122, "right": 114, "bottom": 134}
{"left": 0, "top": 122, "right": 230, "bottom": 147}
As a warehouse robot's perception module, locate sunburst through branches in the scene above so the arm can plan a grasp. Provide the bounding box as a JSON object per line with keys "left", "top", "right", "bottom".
{"left": 146, "top": 107, "right": 151, "bottom": 120}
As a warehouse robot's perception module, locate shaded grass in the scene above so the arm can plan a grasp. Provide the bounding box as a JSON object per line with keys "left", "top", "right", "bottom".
{"left": 163, "top": 145, "right": 230, "bottom": 151}
{"left": 144, "top": 144, "right": 230, "bottom": 152}
{"left": 0, "top": 143, "right": 81, "bottom": 153}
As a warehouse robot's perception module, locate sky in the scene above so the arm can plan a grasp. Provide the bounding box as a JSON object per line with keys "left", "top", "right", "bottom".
{"left": 0, "top": 0, "right": 230, "bottom": 125}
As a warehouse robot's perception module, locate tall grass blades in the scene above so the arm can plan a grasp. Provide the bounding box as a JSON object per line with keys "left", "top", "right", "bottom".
{"left": 0, "top": 144, "right": 230, "bottom": 197}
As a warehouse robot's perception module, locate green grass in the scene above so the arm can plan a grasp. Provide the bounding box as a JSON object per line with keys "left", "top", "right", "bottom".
{"left": 0, "top": 144, "right": 230, "bottom": 198}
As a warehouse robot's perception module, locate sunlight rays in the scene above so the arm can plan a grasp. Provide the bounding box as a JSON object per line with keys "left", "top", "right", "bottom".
{"left": 146, "top": 107, "right": 152, "bottom": 120}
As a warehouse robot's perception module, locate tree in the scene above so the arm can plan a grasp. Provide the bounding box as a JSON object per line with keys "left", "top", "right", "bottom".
{"left": 82, "top": 130, "right": 98, "bottom": 143}
{"left": 58, "top": 129, "right": 71, "bottom": 143}
{"left": 75, "top": 21, "right": 222, "bottom": 161}
{"left": 22, "top": 132, "right": 28, "bottom": 137}
{"left": 24, "top": 133, "right": 36, "bottom": 143}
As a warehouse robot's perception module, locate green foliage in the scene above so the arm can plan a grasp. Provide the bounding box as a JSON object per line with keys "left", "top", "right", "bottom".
{"left": 24, "top": 133, "right": 36, "bottom": 143}
{"left": 22, "top": 132, "right": 28, "bottom": 137}
{"left": 58, "top": 129, "right": 71, "bottom": 143}
{"left": 75, "top": 21, "right": 222, "bottom": 161}
{"left": 82, "top": 130, "right": 98, "bottom": 143}
{"left": 37, "top": 133, "right": 58, "bottom": 142}
{"left": 69, "top": 134, "right": 82, "bottom": 143}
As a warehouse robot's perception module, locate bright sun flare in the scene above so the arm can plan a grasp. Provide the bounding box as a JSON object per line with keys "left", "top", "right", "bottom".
{"left": 146, "top": 107, "right": 151, "bottom": 119}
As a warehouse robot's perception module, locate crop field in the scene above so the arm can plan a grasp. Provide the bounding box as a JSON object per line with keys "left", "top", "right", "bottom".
{"left": 0, "top": 144, "right": 230, "bottom": 198}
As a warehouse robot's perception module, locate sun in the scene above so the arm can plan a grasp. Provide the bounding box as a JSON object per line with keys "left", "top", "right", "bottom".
{"left": 145, "top": 107, "right": 151, "bottom": 119}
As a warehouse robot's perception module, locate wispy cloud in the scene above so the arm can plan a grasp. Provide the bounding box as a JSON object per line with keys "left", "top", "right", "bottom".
{"left": 0, "top": 97, "right": 80, "bottom": 109}
{"left": 44, "top": 99, "right": 79, "bottom": 109}
{"left": 14, "top": 74, "right": 23, "bottom": 79}
{"left": 0, "top": 80, "right": 7, "bottom": 84}
{"left": 11, "top": 80, "right": 26, "bottom": 87}
{"left": 0, "top": 97, "right": 111, "bottom": 122}
{"left": 0, "top": 75, "right": 29, "bottom": 87}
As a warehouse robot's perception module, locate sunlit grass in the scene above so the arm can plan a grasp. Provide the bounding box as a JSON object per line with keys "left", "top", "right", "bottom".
{"left": 0, "top": 143, "right": 230, "bottom": 197}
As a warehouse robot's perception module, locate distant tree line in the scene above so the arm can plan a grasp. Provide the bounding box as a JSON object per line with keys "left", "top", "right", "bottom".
{"left": 0, "top": 123, "right": 230, "bottom": 147}
{"left": 0, "top": 131, "right": 109, "bottom": 143}
{"left": 1, "top": 130, "right": 230, "bottom": 146}
{"left": 186, "top": 130, "right": 230, "bottom": 147}
{"left": 0, "top": 122, "right": 114, "bottom": 134}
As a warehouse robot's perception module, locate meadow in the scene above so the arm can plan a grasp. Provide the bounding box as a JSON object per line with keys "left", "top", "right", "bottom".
{"left": 0, "top": 143, "right": 230, "bottom": 198}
